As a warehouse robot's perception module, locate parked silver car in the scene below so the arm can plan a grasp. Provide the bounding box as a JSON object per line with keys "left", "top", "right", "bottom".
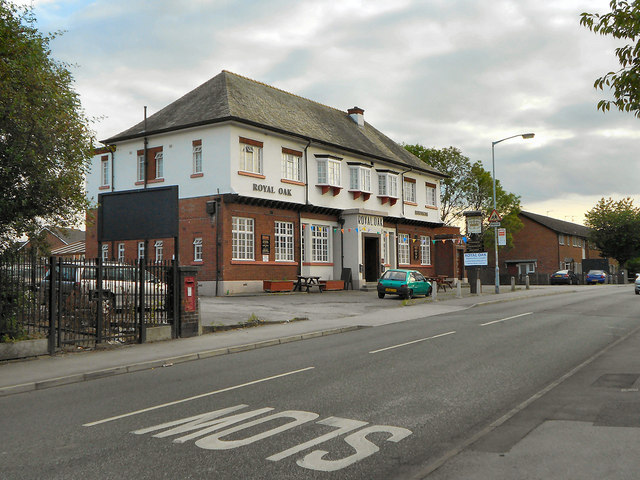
{"left": 39, "top": 262, "right": 167, "bottom": 310}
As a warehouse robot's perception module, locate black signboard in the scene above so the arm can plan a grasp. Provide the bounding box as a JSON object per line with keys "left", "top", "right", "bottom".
{"left": 98, "top": 186, "right": 179, "bottom": 242}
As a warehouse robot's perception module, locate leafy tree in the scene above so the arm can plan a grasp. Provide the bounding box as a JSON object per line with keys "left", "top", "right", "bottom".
{"left": 580, "top": 1, "right": 640, "bottom": 117}
{"left": 403, "top": 145, "right": 474, "bottom": 224}
{"left": 0, "top": 1, "right": 93, "bottom": 250}
{"left": 404, "top": 144, "right": 523, "bottom": 247}
{"left": 584, "top": 197, "right": 640, "bottom": 266}
{"left": 467, "top": 161, "right": 523, "bottom": 250}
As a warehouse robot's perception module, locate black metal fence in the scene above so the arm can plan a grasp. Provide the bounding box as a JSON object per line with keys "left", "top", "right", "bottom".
{"left": 0, "top": 252, "right": 177, "bottom": 352}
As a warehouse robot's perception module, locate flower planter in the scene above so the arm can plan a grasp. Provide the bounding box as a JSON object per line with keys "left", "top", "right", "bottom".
{"left": 0, "top": 338, "right": 49, "bottom": 361}
{"left": 319, "top": 280, "right": 344, "bottom": 291}
{"left": 263, "top": 280, "right": 294, "bottom": 293}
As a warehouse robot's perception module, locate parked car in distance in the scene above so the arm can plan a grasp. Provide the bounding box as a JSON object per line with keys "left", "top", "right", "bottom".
{"left": 585, "top": 270, "right": 607, "bottom": 285}
{"left": 39, "top": 262, "right": 167, "bottom": 310}
{"left": 635, "top": 275, "right": 640, "bottom": 295}
{"left": 377, "top": 269, "right": 431, "bottom": 299}
{"left": 549, "top": 269, "right": 580, "bottom": 285}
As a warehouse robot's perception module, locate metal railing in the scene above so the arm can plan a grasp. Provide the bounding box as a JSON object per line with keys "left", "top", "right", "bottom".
{"left": 0, "top": 252, "right": 176, "bottom": 352}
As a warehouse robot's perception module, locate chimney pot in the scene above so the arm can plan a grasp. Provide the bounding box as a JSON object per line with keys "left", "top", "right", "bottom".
{"left": 347, "top": 106, "right": 365, "bottom": 127}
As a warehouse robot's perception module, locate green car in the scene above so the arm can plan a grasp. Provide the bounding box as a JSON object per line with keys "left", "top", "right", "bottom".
{"left": 377, "top": 269, "right": 432, "bottom": 299}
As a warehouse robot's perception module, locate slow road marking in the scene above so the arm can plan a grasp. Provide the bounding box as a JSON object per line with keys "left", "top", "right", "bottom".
{"left": 369, "top": 331, "right": 456, "bottom": 354}
{"left": 83, "top": 366, "right": 315, "bottom": 427}
{"left": 480, "top": 312, "right": 533, "bottom": 326}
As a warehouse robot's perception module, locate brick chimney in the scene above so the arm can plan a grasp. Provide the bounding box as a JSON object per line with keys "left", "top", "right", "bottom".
{"left": 348, "top": 106, "right": 364, "bottom": 127}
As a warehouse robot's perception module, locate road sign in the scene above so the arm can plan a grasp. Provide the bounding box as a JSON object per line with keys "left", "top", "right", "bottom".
{"left": 497, "top": 228, "right": 506, "bottom": 246}
{"left": 488, "top": 209, "right": 502, "bottom": 223}
{"left": 488, "top": 222, "right": 501, "bottom": 228}
{"left": 464, "top": 252, "right": 488, "bottom": 266}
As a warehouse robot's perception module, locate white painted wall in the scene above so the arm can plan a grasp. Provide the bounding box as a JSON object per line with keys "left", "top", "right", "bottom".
{"left": 87, "top": 122, "right": 443, "bottom": 225}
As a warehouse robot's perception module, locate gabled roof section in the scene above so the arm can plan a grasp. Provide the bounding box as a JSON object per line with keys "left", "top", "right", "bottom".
{"left": 103, "top": 71, "right": 444, "bottom": 177}
{"left": 520, "top": 211, "right": 590, "bottom": 237}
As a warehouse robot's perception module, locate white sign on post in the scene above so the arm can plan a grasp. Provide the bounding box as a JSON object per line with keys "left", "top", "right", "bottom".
{"left": 466, "top": 217, "right": 482, "bottom": 234}
{"left": 497, "top": 228, "right": 506, "bottom": 246}
{"left": 464, "top": 252, "right": 488, "bottom": 266}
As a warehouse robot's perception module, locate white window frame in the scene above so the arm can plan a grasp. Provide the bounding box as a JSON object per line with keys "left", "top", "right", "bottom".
{"left": 282, "top": 153, "right": 302, "bottom": 182}
{"left": 193, "top": 238, "right": 203, "bottom": 262}
{"left": 117, "top": 243, "right": 125, "bottom": 262}
{"left": 193, "top": 145, "right": 202, "bottom": 174}
{"left": 573, "top": 236, "right": 579, "bottom": 247}
{"left": 519, "top": 263, "right": 536, "bottom": 275}
{"left": 311, "top": 225, "right": 330, "bottom": 263}
{"left": 404, "top": 179, "right": 416, "bottom": 203}
{"left": 559, "top": 234, "right": 564, "bottom": 245}
{"left": 155, "top": 151, "right": 163, "bottom": 179}
{"left": 137, "top": 154, "right": 145, "bottom": 182}
{"left": 101, "top": 157, "right": 109, "bottom": 186}
{"left": 101, "top": 244, "right": 108, "bottom": 261}
{"left": 137, "top": 241, "right": 145, "bottom": 260}
{"left": 349, "top": 166, "right": 371, "bottom": 192}
{"left": 317, "top": 158, "right": 341, "bottom": 186}
{"left": 420, "top": 236, "right": 431, "bottom": 265}
{"left": 425, "top": 183, "right": 437, "bottom": 207}
{"left": 378, "top": 173, "right": 398, "bottom": 198}
{"left": 232, "top": 217, "right": 254, "bottom": 261}
{"left": 240, "top": 143, "right": 263, "bottom": 175}
{"left": 275, "top": 221, "right": 294, "bottom": 262}
{"left": 398, "top": 233, "right": 410, "bottom": 265}
{"left": 154, "top": 240, "right": 163, "bottom": 262}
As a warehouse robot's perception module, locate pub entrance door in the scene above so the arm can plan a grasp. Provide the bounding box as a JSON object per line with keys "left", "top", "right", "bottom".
{"left": 363, "top": 236, "right": 380, "bottom": 283}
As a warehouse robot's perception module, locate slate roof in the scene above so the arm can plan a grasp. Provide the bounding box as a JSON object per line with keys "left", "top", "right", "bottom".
{"left": 520, "top": 211, "right": 590, "bottom": 237}
{"left": 47, "top": 227, "right": 86, "bottom": 245}
{"left": 104, "top": 71, "right": 444, "bottom": 177}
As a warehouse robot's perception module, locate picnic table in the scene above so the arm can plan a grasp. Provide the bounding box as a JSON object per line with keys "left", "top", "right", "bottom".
{"left": 429, "top": 276, "right": 455, "bottom": 292}
{"left": 294, "top": 275, "right": 323, "bottom": 293}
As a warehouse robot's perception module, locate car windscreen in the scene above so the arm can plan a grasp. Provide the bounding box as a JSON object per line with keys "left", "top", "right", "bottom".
{"left": 382, "top": 271, "right": 407, "bottom": 281}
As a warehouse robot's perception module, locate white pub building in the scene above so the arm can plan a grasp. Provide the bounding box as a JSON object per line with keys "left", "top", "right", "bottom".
{"left": 86, "top": 71, "right": 462, "bottom": 294}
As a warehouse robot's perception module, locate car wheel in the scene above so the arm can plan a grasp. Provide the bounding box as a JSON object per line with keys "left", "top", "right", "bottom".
{"left": 405, "top": 289, "right": 414, "bottom": 300}
{"left": 378, "top": 292, "right": 385, "bottom": 299}
{"left": 635, "top": 290, "right": 639, "bottom": 295}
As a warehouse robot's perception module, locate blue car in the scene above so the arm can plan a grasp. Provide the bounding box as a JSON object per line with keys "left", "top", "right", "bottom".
{"left": 586, "top": 270, "right": 607, "bottom": 285}
{"left": 635, "top": 275, "right": 640, "bottom": 295}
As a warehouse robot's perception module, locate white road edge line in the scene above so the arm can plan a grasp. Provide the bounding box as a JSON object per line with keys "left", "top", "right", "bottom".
{"left": 369, "top": 331, "right": 456, "bottom": 354}
{"left": 481, "top": 312, "right": 533, "bottom": 326}
{"left": 83, "top": 366, "right": 315, "bottom": 427}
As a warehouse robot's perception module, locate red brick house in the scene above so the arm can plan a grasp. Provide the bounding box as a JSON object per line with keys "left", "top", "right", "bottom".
{"left": 19, "top": 227, "right": 85, "bottom": 258}
{"left": 501, "top": 211, "right": 617, "bottom": 278}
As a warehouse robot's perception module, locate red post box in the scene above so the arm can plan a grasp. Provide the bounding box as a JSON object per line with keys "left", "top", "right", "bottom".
{"left": 184, "top": 276, "right": 196, "bottom": 312}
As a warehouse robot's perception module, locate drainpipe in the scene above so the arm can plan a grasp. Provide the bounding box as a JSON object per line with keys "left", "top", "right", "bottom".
{"left": 303, "top": 138, "right": 312, "bottom": 205}
{"left": 399, "top": 168, "right": 412, "bottom": 216}
{"left": 215, "top": 190, "right": 221, "bottom": 297}
{"left": 143, "top": 106, "right": 148, "bottom": 189}
{"left": 339, "top": 217, "right": 345, "bottom": 272}
{"left": 298, "top": 209, "right": 302, "bottom": 278}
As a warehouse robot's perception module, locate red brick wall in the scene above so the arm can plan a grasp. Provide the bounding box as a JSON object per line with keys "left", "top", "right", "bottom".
{"left": 501, "top": 216, "right": 559, "bottom": 273}
{"left": 85, "top": 197, "right": 462, "bottom": 283}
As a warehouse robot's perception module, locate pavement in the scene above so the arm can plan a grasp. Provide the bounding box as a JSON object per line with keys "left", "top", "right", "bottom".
{"left": 2, "top": 283, "right": 639, "bottom": 479}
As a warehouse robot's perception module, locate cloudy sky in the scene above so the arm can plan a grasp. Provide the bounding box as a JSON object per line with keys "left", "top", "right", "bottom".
{"left": 19, "top": 0, "right": 640, "bottom": 225}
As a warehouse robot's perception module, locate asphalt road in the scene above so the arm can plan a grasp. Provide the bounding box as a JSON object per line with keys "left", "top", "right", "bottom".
{"left": 2, "top": 287, "right": 638, "bottom": 479}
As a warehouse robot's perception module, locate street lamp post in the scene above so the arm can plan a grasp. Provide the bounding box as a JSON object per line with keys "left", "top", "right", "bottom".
{"left": 491, "top": 132, "right": 535, "bottom": 294}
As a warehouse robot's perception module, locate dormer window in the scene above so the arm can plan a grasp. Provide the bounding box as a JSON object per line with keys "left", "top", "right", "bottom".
{"left": 316, "top": 154, "right": 342, "bottom": 195}
{"left": 378, "top": 171, "right": 399, "bottom": 205}
{"left": 348, "top": 164, "right": 371, "bottom": 200}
